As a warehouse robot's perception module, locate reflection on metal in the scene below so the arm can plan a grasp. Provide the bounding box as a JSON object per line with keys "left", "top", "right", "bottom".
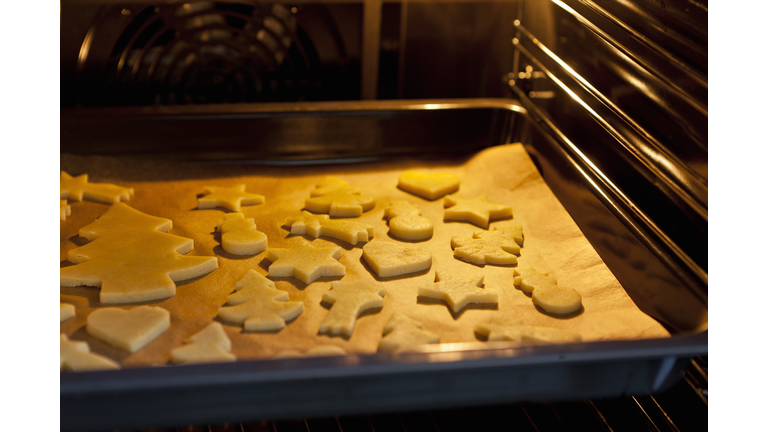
{"left": 513, "top": 22, "right": 707, "bottom": 219}
{"left": 552, "top": 0, "right": 707, "bottom": 113}
{"left": 509, "top": 78, "right": 708, "bottom": 295}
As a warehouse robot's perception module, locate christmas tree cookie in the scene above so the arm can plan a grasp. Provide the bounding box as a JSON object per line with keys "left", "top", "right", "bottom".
{"left": 170, "top": 322, "right": 236, "bottom": 364}
{"left": 218, "top": 270, "right": 304, "bottom": 331}
{"left": 60, "top": 203, "right": 218, "bottom": 304}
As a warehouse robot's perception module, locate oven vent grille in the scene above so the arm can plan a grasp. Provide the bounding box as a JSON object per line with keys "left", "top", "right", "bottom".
{"left": 75, "top": 2, "right": 326, "bottom": 106}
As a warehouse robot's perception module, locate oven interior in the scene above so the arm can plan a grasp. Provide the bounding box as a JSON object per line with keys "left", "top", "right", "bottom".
{"left": 59, "top": 0, "right": 708, "bottom": 430}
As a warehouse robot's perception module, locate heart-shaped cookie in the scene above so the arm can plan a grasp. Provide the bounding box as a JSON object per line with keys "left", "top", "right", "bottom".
{"left": 362, "top": 241, "right": 432, "bottom": 277}
{"left": 86, "top": 306, "right": 170, "bottom": 353}
{"left": 398, "top": 171, "right": 460, "bottom": 200}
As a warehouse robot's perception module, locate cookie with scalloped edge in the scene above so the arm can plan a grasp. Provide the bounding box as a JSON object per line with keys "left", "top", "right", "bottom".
{"left": 451, "top": 225, "right": 523, "bottom": 266}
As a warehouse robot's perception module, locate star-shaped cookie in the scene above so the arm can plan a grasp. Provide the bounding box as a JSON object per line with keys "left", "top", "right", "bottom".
{"left": 475, "top": 317, "right": 581, "bottom": 344}
{"left": 60, "top": 171, "right": 134, "bottom": 204}
{"left": 378, "top": 312, "right": 439, "bottom": 352}
{"left": 283, "top": 211, "right": 374, "bottom": 246}
{"left": 198, "top": 184, "right": 265, "bottom": 212}
{"left": 443, "top": 194, "right": 512, "bottom": 229}
{"left": 418, "top": 270, "right": 497, "bottom": 314}
{"left": 319, "top": 279, "right": 385, "bottom": 337}
{"left": 265, "top": 239, "right": 345, "bottom": 284}
{"left": 451, "top": 225, "right": 524, "bottom": 266}
{"left": 218, "top": 269, "right": 305, "bottom": 331}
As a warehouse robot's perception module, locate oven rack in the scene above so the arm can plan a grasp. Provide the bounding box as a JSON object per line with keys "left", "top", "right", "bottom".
{"left": 97, "top": 356, "right": 707, "bottom": 432}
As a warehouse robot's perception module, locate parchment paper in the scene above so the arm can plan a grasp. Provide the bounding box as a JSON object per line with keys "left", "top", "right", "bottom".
{"left": 60, "top": 144, "right": 670, "bottom": 368}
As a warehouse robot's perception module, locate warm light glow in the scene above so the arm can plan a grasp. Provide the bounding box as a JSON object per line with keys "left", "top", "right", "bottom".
{"left": 424, "top": 104, "right": 440, "bottom": 110}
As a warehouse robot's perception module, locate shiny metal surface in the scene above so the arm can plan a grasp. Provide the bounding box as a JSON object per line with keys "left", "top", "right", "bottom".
{"left": 509, "top": 0, "right": 707, "bottom": 299}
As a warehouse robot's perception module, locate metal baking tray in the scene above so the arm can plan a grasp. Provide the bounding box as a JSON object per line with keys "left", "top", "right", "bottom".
{"left": 60, "top": 99, "right": 707, "bottom": 432}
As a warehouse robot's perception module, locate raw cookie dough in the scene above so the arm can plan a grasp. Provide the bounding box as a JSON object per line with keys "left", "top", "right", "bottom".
{"left": 378, "top": 312, "right": 440, "bottom": 352}
{"left": 216, "top": 212, "right": 268, "bottom": 255}
{"left": 198, "top": 184, "right": 265, "bottom": 212}
{"left": 60, "top": 171, "right": 134, "bottom": 204}
{"left": 218, "top": 269, "right": 304, "bottom": 331}
{"left": 61, "top": 200, "right": 71, "bottom": 221}
{"left": 384, "top": 201, "right": 433, "bottom": 241}
{"left": 443, "top": 194, "right": 513, "bottom": 229}
{"left": 362, "top": 241, "right": 432, "bottom": 277}
{"left": 86, "top": 306, "right": 171, "bottom": 353}
{"left": 319, "top": 280, "right": 385, "bottom": 338}
{"left": 60, "top": 303, "right": 75, "bottom": 322}
{"left": 61, "top": 334, "right": 120, "bottom": 372}
{"left": 273, "top": 345, "right": 347, "bottom": 359}
{"left": 283, "top": 211, "right": 374, "bottom": 246}
{"left": 514, "top": 267, "right": 583, "bottom": 314}
{"left": 475, "top": 317, "right": 582, "bottom": 344}
{"left": 397, "top": 171, "right": 460, "bottom": 200}
{"left": 265, "top": 239, "right": 345, "bottom": 284}
{"left": 418, "top": 270, "right": 497, "bottom": 314}
{"left": 304, "top": 176, "right": 375, "bottom": 217}
{"left": 60, "top": 203, "right": 218, "bottom": 304}
{"left": 451, "top": 225, "right": 524, "bottom": 266}
{"left": 169, "top": 322, "right": 236, "bottom": 364}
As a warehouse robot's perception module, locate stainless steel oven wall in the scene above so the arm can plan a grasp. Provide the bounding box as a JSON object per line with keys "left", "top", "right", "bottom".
{"left": 509, "top": 0, "right": 707, "bottom": 332}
